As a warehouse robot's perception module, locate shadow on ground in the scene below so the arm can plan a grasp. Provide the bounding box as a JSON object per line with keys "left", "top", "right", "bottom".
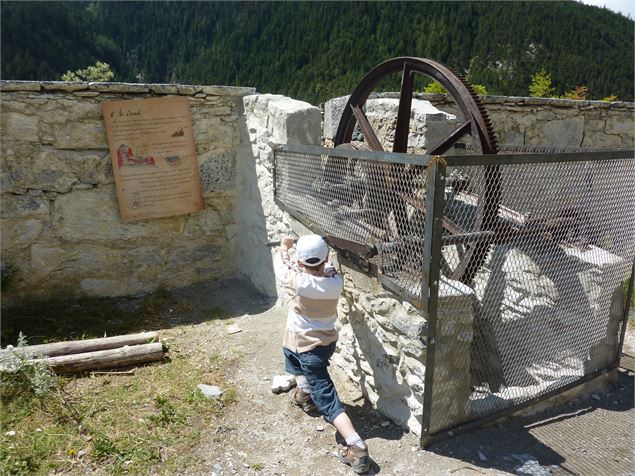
{"left": 425, "top": 368, "right": 634, "bottom": 475}
{"left": 1, "top": 277, "right": 275, "bottom": 347}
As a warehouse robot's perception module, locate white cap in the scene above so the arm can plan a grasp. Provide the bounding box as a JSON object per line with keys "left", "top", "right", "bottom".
{"left": 296, "top": 234, "right": 328, "bottom": 266}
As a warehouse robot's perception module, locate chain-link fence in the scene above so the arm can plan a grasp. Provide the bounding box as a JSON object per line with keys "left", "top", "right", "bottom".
{"left": 425, "top": 150, "right": 635, "bottom": 444}
{"left": 273, "top": 144, "right": 635, "bottom": 446}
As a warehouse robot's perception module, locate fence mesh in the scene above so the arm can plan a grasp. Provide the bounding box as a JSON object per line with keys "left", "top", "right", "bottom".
{"left": 274, "top": 145, "right": 635, "bottom": 440}
{"left": 274, "top": 144, "right": 429, "bottom": 299}
{"left": 431, "top": 155, "right": 635, "bottom": 434}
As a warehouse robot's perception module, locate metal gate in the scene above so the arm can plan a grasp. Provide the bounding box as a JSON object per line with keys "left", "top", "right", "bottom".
{"left": 273, "top": 143, "right": 635, "bottom": 446}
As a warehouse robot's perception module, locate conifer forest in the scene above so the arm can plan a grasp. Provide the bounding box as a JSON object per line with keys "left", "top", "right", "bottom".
{"left": 2, "top": 1, "right": 633, "bottom": 103}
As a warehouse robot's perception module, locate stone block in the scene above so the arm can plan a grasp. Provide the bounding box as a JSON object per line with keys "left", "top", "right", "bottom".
{"left": 1, "top": 195, "right": 50, "bottom": 254}
{"left": 2, "top": 148, "right": 111, "bottom": 193}
{"left": 268, "top": 97, "right": 321, "bottom": 146}
{"left": 2, "top": 112, "right": 39, "bottom": 142}
{"left": 193, "top": 117, "right": 235, "bottom": 153}
{"left": 167, "top": 240, "right": 224, "bottom": 266}
{"left": 52, "top": 186, "right": 186, "bottom": 242}
{"left": 0, "top": 81, "right": 41, "bottom": 91}
{"left": 177, "top": 84, "right": 202, "bottom": 95}
{"left": 52, "top": 120, "right": 107, "bottom": 149}
{"left": 323, "top": 95, "right": 350, "bottom": 140}
{"left": 88, "top": 82, "right": 150, "bottom": 93}
{"left": 1, "top": 219, "right": 45, "bottom": 251}
{"left": 202, "top": 85, "right": 256, "bottom": 96}
{"left": 1, "top": 193, "right": 50, "bottom": 219}
{"left": 41, "top": 82, "right": 89, "bottom": 92}
{"left": 150, "top": 84, "right": 179, "bottom": 94}
{"left": 398, "top": 336, "right": 426, "bottom": 359}
{"left": 183, "top": 206, "right": 227, "bottom": 238}
{"left": 392, "top": 311, "right": 428, "bottom": 339}
{"left": 531, "top": 116, "right": 584, "bottom": 147}
{"left": 607, "top": 113, "right": 634, "bottom": 141}
{"left": 198, "top": 151, "right": 236, "bottom": 193}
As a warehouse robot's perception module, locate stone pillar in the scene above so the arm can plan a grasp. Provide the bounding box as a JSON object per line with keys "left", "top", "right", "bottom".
{"left": 236, "top": 94, "right": 321, "bottom": 298}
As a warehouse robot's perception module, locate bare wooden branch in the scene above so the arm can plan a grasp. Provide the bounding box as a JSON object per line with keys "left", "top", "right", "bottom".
{"left": 31, "top": 342, "right": 164, "bottom": 374}
{"left": 0, "top": 331, "right": 159, "bottom": 359}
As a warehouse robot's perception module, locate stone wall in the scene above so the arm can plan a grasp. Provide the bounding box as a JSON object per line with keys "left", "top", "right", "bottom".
{"left": 324, "top": 93, "right": 635, "bottom": 149}
{"left": 237, "top": 94, "right": 321, "bottom": 298}
{"left": 0, "top": 80, "right": 256, "bottom": 304}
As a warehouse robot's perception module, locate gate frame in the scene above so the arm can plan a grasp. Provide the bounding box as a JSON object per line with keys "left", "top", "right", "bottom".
{"left": 272, "top": 144, "right": 635, "bottom": 448}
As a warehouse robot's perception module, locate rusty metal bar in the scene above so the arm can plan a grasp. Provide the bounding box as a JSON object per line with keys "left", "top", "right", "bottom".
{"left": 275, "top": 143, "right": 431, "bottom": 166}
{"left": 445, "top": 149, "right": 635, "bottom": 166}
{"left": 420, "top": 157, "right": 447, "bottom": 444}
{"left": 420, "top": 363, "right": 619, "bottom": 448}
{"left": 351, "top": 105, "right": 384, "bottom": 152}
{"left": 393, "top": 63, "right": 415, "bottom": 153}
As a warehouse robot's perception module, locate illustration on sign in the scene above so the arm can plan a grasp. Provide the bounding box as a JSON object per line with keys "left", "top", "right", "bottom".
{"left": 101, "top": 97, "right": 204, "bottom": 222}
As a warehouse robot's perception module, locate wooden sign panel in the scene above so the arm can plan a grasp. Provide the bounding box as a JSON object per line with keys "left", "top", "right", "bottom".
{"left": 102, "top": 96, "right": 204, "bottom": 222}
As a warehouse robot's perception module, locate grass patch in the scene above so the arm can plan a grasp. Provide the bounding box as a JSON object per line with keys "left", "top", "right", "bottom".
{"left": 0, "top": 328, "right": 236, "bottom": 475}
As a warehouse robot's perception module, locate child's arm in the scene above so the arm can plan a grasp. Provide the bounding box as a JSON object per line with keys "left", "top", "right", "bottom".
{"left": 273, "top": 236, "right": 296, "bottom": 281}
{"left": 324, "top": 263, "right": 338, "bottom": 278}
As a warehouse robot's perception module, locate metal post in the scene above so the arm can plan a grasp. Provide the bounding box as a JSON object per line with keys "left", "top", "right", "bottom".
{"left": 420, "top": 156, "right": 447, "bottom": 446}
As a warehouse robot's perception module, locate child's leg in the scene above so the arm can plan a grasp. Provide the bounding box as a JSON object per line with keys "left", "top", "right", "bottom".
{"left": 283, "top": 347, "right": 303, "bottom": 379}
{"left": 333, "top": 413, "right": 366, "bottom": 448}
{"left": 298, "top": 343, "right": 347, "bottom": 423}
{"left": 295, "top": 374, "right": 311, "bottom": 393}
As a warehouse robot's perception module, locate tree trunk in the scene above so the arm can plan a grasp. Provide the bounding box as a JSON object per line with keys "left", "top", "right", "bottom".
{"left": 0, "top": 331, "right": 159, "bottom": 358}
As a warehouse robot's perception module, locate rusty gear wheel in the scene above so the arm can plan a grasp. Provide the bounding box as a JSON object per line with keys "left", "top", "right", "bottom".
{"left": 334, "top": 57, "right": 500, "bottom": 285}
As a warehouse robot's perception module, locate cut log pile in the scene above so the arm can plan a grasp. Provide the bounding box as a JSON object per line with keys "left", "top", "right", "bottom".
{"left": 0, "top": 331, "right": 165, "bottom": 374}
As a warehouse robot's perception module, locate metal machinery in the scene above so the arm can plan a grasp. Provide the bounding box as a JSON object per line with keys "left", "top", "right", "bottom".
{"left": 274, "top": 57, "right": 635, "bottom": 448}
{"left": 330, "top": 57, "right": 501, "bottom": 286}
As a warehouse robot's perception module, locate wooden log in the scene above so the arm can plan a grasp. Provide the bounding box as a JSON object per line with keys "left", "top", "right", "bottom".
{"left": 31, "top": 342, "right": 165, "bottom": 374}
{"left": 0, "top": 331, "right": 158, "bottom": 359}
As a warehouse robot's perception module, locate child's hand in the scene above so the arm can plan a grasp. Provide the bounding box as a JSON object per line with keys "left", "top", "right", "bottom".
{"left": 280, "top": 236, "right": 296, "bottom": 251}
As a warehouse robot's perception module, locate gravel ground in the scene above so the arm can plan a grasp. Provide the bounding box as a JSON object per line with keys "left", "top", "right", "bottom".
{"left": 166, "top": 279, "right": 634, "bottom": 476}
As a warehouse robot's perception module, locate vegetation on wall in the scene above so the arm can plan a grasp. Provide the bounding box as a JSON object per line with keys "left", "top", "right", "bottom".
{"left": 1, "top": 1, "right": 633, "bottom": 103}
{"left": 61, "top": 61, "right": 115, "bottom": 82}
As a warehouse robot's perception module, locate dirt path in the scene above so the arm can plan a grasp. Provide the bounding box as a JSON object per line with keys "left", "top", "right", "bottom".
{"left": 163, "top": 279, "right": 634, "bottom": 476}
{"left": 184, "top": 305, "right": 504, "bottom": 476}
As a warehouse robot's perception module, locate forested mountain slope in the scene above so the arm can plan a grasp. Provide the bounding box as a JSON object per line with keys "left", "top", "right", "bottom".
{"left": 2, "top": 1, "right": 633, "bottom": 102}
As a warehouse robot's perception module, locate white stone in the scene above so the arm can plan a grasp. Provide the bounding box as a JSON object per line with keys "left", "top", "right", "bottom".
{"left": 323, "top": 95, "right": 350, "bottom": 140}
{"left": 268, "top": 97, "right": 321, "bottom": 146}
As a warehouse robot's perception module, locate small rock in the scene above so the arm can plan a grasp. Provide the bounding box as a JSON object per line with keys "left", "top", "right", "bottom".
{"left": 591, "top": 393, "right": 601, "bottom": 401}
{"left": 35, "top": 428, "right": 42, "bottom": 432}
{"left": 243, "top": 463, "right": 250, "bottom": 468}
{"left": 478, "top": 450, "right": 487, "bottom": 461}
{"left": 411, "top": 446, "right": 418, "bottom": 452}
{"left": 78, "top": 449, "right": 87, "bottom": 458}
{"left": 316, "top": 425, "right": 324, "bottom": 432}
{"left": 380, "top": 420, "right": 390, "bottom": 427}
{"left": 5, "top": 431, "right": 15, "bottom": 436}
{"left": 271, "top": 374, "right": 296, "bottom": 394}
{"left": 198, "top": 384, "right": 224, "bottom": 399}
{"left": 226, "top": 324, "right": 242, "bottom": 335}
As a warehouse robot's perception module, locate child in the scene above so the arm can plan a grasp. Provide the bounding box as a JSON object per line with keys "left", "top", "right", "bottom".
{"left": 273, "top": 234, "right": 370, "bottom": 474}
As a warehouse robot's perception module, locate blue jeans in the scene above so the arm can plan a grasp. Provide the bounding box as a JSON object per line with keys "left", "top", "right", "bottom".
{"left": 283, "top": 342, "right": 345, "bottom": 423}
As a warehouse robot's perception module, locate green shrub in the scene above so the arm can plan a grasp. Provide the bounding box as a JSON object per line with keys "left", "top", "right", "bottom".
{"left": 529, "top": 68, "right": 555, "bottom": 98}
{"left": 61, "top": 61, "right": 114, "bottom": 82}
